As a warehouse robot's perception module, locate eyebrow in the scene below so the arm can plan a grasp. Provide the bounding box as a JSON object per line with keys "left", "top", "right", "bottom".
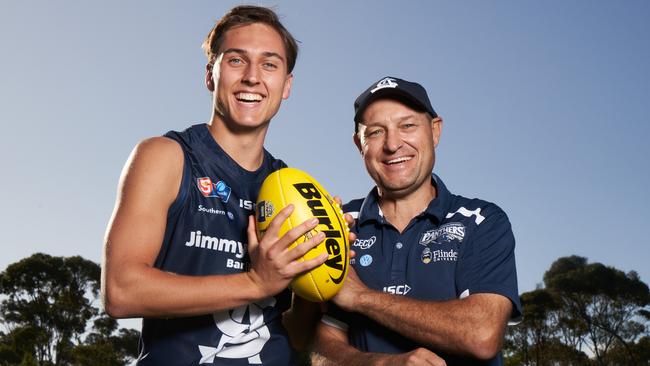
{"left": 222, "top": 48, "right": 285, "bottom": 62}
{"left": 362, "top": 114, "right": 415, "bottom": 126}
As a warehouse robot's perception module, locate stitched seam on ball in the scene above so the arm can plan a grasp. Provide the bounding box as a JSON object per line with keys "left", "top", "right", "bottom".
{"left": 277, "top": 169, "right": 296, "bottom": 256}
{"left": 309, "top": 271, "right": 324, "bottom": 301}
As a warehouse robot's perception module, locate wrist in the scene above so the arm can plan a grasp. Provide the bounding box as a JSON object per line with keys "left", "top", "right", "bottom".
{"left": 243, "top": 270, "right": 270, "bottom": 300}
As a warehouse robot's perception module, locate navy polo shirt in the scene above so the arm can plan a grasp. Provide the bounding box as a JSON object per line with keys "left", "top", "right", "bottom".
{"left": 325, "top": 174, "right": 521, "bottom": 366}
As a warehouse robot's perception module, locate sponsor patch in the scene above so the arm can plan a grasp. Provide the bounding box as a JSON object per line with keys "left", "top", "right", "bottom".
{"left": 197, "top": 177, "right": 231, "bottom": 203}
{"left": 419, "top": 222, "right": 465, "bottom": 246}
{"left": 359, "top": 254, "right": 373, "bottom": 267}
{"left": 431, "top": 249, "right": 458, "bottom": 262}
{"left": 256, "top": 201, "right": 275, "bottom": 223}
{"left": 353, "top": 236, "right": 376, "bottom": 250}
{"left": 383, "top": 284, "right": 411, "bottom": 295}
{"left": 198, "top": 204, "right": 226, "bottom": 216}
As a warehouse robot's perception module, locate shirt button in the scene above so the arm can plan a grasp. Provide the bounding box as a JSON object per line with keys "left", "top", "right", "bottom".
{"left": 395, "top": 242, "right": 403, "bottom": 249}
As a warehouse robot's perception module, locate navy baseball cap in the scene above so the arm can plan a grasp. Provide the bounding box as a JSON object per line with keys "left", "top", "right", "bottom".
{"left": 353, "top": 76, "right": 438, "bottom": 128}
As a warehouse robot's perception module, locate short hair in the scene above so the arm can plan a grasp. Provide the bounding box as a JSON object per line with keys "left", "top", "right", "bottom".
{"left": 202, "top": 5, "right": 299, "bottom": 73}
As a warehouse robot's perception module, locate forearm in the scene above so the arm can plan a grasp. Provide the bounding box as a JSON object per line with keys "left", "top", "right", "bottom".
{"left": 355, "top": 291, "right": 509, "bottom": 359}
{"left": 313, "top": 324, "right": 390, "bottom": 366}
{"left": 283, "top": 296, "right": 323, "bottom": 351}
{"left": 102, "top": 263, "right": 265, "bottom": 318}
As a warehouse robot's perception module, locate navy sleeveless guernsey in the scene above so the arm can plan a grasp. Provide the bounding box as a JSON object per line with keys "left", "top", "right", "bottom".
{"left": 137, "top": 124, "right": 295, "bottom": 365}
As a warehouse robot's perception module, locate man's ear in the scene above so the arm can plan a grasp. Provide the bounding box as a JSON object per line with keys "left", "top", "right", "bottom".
{"left": 353, "top": 132, "right": 363, "bottom": 154}
{"left": 431, "top": 117, "right": 443, "bottom": 148}
{"left": 282, "top": 73, "right": 293, "bottom": 100}
{"left": 205, "top": 63, "right": 214, "bottom": 92}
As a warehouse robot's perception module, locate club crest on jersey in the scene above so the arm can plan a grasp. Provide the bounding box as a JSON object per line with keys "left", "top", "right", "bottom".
{"left": 419, "top": 222, "right": 465, "bottom": 246}
{"left": 197, "top": 177, "right": 231, "bottom": 203}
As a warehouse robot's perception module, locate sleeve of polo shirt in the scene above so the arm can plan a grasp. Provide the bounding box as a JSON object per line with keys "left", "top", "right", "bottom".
{"left": 456, "top": 204, "right": 522, "bottom": 321}
{"left": 321, "top": 302, "right": 350, "bottom": 332}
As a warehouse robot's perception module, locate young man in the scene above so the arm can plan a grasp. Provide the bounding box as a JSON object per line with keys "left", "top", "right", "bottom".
{"left": 314, "top": 77, "right": 522, "bottom": 366}
{"left": 102, "top": 6, "right": 328, "bottom": 365}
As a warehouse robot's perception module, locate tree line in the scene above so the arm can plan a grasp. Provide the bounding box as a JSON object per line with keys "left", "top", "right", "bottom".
{"left": 504, "top": 255, "right": 650, "bottom": 365}
{"left": 1, "top": 253, "right": 648, "bottom": 365}
{"left": 0, "top": 253, "right": 138, "bottom": 365}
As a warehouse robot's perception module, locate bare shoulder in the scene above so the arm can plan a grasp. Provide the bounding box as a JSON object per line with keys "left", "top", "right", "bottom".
{"left": 118, "top": 136, "right": 184, "bottom": 208}
{"left": 130, "top": 136, "right": 183, "bottom": 171}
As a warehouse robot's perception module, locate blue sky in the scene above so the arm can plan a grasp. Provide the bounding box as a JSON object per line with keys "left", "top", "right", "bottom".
{"left": 1, "top": 0, "right": 649, "bottom": 324}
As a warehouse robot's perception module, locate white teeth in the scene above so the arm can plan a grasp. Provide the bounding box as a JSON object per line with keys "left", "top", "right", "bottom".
{"left": 386, "top": 157, "right": 412, "bottom": 164}
{"left": 236, "top": 92, "right": 263, "bottom": 102}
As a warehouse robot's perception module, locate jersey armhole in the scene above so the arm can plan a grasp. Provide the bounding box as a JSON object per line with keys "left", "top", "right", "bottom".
{"left": 165, "top": 138, "right": 190, "bottom": 218}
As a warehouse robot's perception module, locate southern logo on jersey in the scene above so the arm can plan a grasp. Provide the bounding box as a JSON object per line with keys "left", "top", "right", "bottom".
{"left": 353, "top": 236, "right": 376, "bottom": 250}
{"left": 371, "top": 77, "right": 398, "bottom": 93}
{"left": 197, "top": 177, "right": 231, "bottom": 203}
{"left": 199, "top": 297, "right": 276, "bottom": 364}
{"left": 256, "top": 201, "right": 274, "bottom": 223}
{"left": 419, "top": 222, "right": 466, "bottom": 246}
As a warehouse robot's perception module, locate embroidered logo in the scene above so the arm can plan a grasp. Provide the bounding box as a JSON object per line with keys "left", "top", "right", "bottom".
{"left": 353, "top": 236, "right": 376, "bottom": 250}
{"left": 419, "top": 223, "right": 466, "bottom": 246}
{"left": 421, "top": 247, "right": 432, "bottom": 264}
{"left": 370, "top": 77, "right": 398, "bottom": 93}
{"left": 359, "top": 254, "right": 373, "bottom": 267}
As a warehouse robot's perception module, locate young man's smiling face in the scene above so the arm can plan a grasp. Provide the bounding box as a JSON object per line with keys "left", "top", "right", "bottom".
{"left": 209, "top": 22, "right": 293, "bottom": 130}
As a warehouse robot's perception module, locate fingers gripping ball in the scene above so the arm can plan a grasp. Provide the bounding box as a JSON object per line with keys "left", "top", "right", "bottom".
{"left": 256, "top": 168, "right": 350, "bottom": 302}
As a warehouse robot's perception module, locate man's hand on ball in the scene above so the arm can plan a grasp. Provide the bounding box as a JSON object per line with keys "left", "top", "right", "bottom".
{"left": 246, "top": 205, "right": 328, "bottom": 297}
{"left": 333, "top": 195, "right": 357, "bottom": 247}
{"left": 331, "top": 266, "right": 369, "bottom": 310}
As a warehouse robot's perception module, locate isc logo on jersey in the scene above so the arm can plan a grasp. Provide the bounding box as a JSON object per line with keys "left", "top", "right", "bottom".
{"left": 197, "top": 177, "right": 231, "bottom": 203}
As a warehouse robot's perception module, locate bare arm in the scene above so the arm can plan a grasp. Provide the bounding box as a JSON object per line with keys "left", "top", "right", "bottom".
{"left": 283, "top": 295, "right": 322, "bottom": 351}
{"left": 313, "top": 321, "right": 446, "bottom": 366}
{"left": 101, "top": 137, "right": 327, "bottom": 318}
{"left": 331, "top": 268, "right": 512, "bottom": 360}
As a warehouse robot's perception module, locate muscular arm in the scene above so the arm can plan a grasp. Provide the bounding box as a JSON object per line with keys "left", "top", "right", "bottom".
{"left": 101, "top": 137, "right": 326, "bottom": 318}
{"left": 333, "top": 268, "right": 512, "bottom": 360}
{"left": 313, "top": 321, "right": 446, "bottom": 366}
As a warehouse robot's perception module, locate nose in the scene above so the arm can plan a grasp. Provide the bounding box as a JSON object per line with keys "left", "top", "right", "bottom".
{"left": 242, "top": 63, "right": 260, "bottom": 85}
{"left": 384, "top": 129, "right": 403, "bottom": 152}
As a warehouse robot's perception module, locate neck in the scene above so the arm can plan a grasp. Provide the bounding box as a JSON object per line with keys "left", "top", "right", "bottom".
{"left": 206, "top": 114, "right": 269, "bottom": 171}
{"left": 378, "top": 181, "right": 437, "bottom": 233}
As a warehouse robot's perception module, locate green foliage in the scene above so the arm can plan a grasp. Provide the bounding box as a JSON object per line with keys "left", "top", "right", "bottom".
{"left": 0, "top": 253, "right": 139, "bottom": 365}
{"left": 505, "top": 255, "right": 650, "bottom": 366}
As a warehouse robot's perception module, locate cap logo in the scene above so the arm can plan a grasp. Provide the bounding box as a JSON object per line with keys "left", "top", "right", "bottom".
{"left": 370, "top": 77, "right": 398, "bottom": 93}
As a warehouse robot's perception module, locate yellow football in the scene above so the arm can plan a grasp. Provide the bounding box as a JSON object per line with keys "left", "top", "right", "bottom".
{"left": 256, "top": 167, "right": 350, "bottom": 302}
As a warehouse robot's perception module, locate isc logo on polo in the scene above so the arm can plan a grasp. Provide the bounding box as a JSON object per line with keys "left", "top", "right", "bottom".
{"left": 384, "top": 284, "right": 411, "bottom": 295}
{"left": 255, "top": 168, "right": 349, "bottom": 302}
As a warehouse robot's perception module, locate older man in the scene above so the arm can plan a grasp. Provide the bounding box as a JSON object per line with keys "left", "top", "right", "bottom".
{"left": 314, "top": 77, "right": 521, "bottom": 366}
